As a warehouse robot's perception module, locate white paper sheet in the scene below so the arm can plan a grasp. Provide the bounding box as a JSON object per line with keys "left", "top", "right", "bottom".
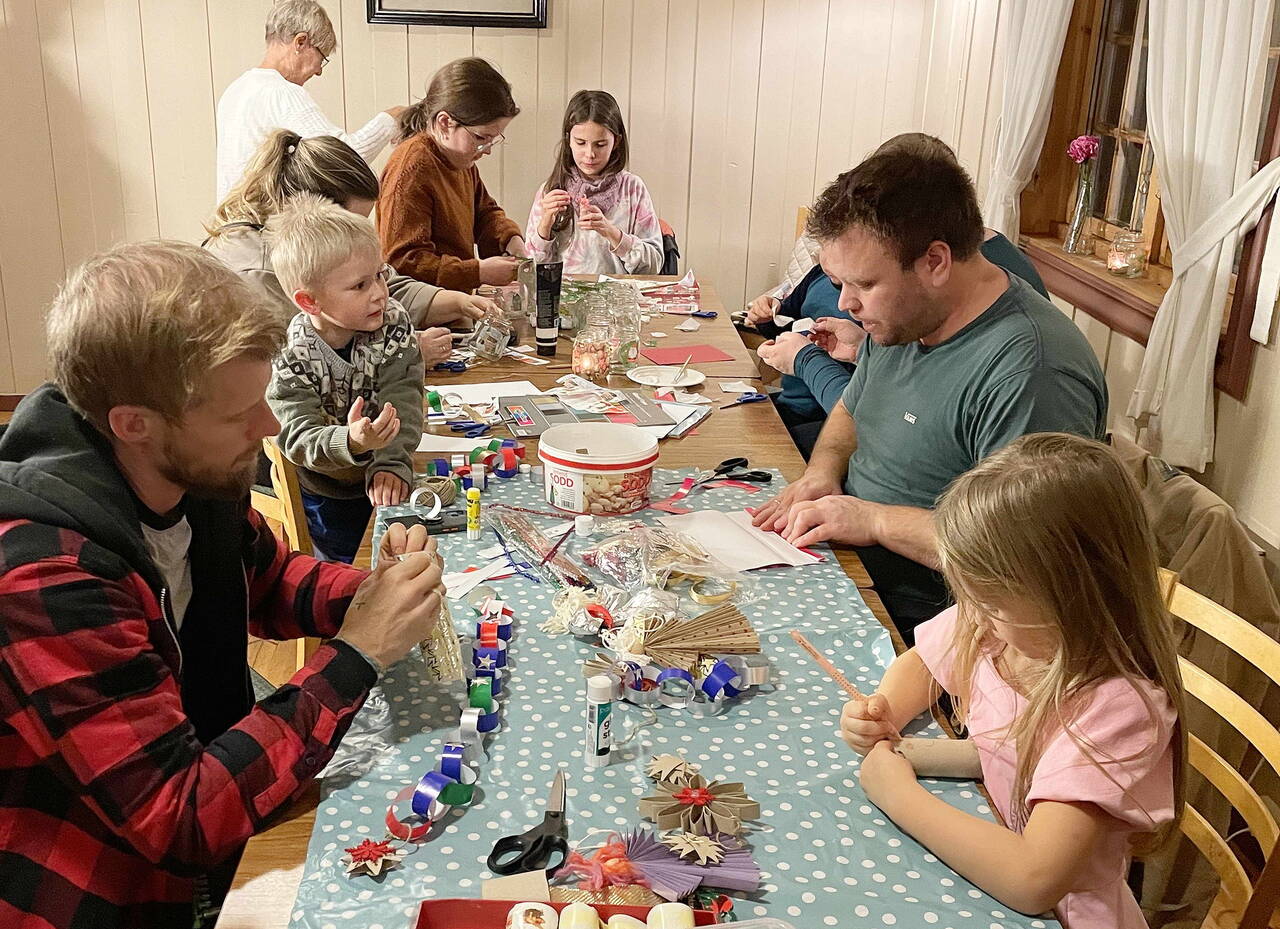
{"left": 719, "top": 380, "right": 757, "bottom": 394}
{"left": 656, "top": 509, "right": 821, "bottom": 572}
{"left": 791, "top": 317, "right": 815, "bottom": 334}
{"left": 425, "top": 380, "right": 542, "bottom": 406}
{"left": 675, "top": 318, "right": 702, "bottom": 332}
{"left": 442, "top": 557, "right": 511, "bottom": 599}
{"left": 639, "top": 401, "right": 711, "bottom": 439}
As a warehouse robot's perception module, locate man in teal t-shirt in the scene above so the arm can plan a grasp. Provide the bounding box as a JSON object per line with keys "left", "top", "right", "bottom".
{"left": 752, "top": 139, "right": 1107, "bottom": 641}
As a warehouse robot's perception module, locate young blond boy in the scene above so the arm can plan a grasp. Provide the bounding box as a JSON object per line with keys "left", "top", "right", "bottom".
{"left": 267, "top": 193, "right": 424, "bottom": 561}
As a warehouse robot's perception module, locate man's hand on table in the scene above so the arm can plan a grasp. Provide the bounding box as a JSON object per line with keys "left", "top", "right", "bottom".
{"left": 750, "top": 472, "right": 844, "bottom": 533}
{"left": 780, "top": 494, "right": 884, "bottom": 549}
{"left": 336, "top": 537, "right": 443, "bottom": 671}
{"left": 756, "top": 331, "right": 814, "bottom": 376}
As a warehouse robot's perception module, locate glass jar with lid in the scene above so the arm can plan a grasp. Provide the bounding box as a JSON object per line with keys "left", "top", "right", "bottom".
{"left": 1106, "top": 229, "right": 1147, "bottom": 278}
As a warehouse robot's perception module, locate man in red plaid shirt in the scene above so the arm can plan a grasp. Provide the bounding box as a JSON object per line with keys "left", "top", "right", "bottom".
{"left": 0, "top": 242, "right": 444, "bottom": 929}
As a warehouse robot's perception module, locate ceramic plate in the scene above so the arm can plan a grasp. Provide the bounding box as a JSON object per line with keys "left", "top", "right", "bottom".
{"left": 626, "top": 365, "right": 706, "bottom": 389}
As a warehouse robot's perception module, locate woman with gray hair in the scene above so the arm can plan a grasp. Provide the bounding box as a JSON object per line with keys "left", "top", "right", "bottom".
{"left": 215, "top": 0, "right": 405, "bottom": 199}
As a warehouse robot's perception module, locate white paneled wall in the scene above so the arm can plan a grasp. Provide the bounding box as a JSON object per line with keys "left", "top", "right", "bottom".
{"left": 0, "top": 0, "right": 1005, "bottom": 393}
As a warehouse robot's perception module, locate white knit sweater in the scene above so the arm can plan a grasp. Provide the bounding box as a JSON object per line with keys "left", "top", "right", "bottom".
{"left": 215, "top": 68, "right": 397, "bottom": 199}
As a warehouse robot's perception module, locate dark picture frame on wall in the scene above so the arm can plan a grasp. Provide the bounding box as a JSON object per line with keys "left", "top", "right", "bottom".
{"left": 367, "top": 0, "right": 547, "bottom": 28}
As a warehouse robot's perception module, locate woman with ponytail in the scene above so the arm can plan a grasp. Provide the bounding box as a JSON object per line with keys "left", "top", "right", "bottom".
{"left": 205, "top": 130, "right": 493, "bottom": 361}
{"left": 377, "top": 58, "right": 527, "bottom": 292}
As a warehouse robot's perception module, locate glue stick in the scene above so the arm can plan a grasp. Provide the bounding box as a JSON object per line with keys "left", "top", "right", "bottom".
{"left": 465, "top": 487, "right": 482, "bottom": 541}
{"left": 584, "top": 674, "right": 614, "bottom": 768}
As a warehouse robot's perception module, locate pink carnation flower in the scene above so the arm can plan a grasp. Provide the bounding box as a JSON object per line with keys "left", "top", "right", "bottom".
{"left": 1068, "top": 135, "right": 1101, "bottom": 164}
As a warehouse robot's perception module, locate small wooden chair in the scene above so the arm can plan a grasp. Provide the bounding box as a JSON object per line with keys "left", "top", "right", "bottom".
{"left": 248, "top": 438, "right": 318, "bottom": 683}
{"left": 250, "top": 437, "right": 311, "bottom": 554}
{"left": 1164, "top": 574, "right": 1280, "bottom": 929}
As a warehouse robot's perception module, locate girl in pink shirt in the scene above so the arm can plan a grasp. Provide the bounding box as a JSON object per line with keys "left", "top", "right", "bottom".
{"left": 525, "top": 90, "right": 663, "bottom": 275}
{"left": 841, "top": 433, "right": 1186, "bottom": 928}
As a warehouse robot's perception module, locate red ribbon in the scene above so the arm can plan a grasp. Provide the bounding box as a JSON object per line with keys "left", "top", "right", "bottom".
{"left": 675, "top": 786, "right": 714, "bottom": 807}
{"left": 586, "top": 603, "right": 615, "bottom": 629}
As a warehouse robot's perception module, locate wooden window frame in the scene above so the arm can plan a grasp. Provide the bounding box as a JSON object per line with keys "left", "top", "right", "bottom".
{"left": 1020, "top": 0, "right": 1279, "bottom": 402}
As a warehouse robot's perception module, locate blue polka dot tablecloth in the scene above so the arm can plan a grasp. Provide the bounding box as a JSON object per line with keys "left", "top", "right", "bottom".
{"left": 288, "top": 470, "right": 1056, "bottom": 929}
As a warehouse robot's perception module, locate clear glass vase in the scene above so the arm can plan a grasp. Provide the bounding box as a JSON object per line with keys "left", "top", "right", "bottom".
{"left": 1063, "top": 162, "right": 1096, "bottom": 256}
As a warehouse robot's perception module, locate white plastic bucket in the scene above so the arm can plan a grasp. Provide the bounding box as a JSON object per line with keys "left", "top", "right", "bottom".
{"left": 538, "top": 422, "right": 660, "bottom": 515}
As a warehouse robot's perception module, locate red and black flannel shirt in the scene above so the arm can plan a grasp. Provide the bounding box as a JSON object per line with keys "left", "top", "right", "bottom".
{"left": 0, "top": 505, "right": 370, "bottom": 929}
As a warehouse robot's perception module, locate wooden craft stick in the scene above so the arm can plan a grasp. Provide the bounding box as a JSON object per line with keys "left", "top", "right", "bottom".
{"left": 790, "top": 629, "right": 864, "bottom": 699}
{"left": 791, "top": 630, "right": 982, "bottom": 780}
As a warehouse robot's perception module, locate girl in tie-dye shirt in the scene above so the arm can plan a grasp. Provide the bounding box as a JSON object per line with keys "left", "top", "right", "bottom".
{"left": 525, "top": 90, "right": 663, "bottom": 275}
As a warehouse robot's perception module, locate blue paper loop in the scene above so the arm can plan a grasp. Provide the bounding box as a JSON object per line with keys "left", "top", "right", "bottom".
{"left": 701, "top": 660, "right": 743, "bottom": 700}
{"left": 411, "top": 770, "right": 454, "bottom": 817}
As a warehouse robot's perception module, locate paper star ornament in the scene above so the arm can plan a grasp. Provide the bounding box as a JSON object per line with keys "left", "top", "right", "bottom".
{"left": 660, "top": 831, "right": 724, "bottom": 865}
{"left": 645, "top": 753, "right": 699, "bottom": 785}
{"left": 342, "top": 838, "right": 404, "bottom": 877}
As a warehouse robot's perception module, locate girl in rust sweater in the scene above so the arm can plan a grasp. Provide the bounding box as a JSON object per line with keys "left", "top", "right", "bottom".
{"left": 377, "top": 58, "right": 527, "bottom": 292}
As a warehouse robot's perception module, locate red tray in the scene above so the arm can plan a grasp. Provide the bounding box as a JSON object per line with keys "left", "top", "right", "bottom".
{"left": 414, "top": 899, "right": 717, "bottom": 928}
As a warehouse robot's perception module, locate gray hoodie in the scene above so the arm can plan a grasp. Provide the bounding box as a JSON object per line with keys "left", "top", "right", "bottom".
{"left": 203, "top": 222, "right": 441, "bottom": 328}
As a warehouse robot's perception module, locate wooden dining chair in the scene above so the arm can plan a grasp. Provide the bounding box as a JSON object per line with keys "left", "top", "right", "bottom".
{"left": 1164, "top": 576, "right": 1280, "bottom": 929}
{"left": 248, "top": 438, "right": 318, "bottom": 683}
{"left": 250, "top": 437, "right": 312, "bottom": 554}
{"left": 795, "top": 206, "right": 811, "bottom": 241}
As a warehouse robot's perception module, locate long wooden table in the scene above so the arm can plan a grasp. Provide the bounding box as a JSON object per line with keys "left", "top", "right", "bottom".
{"left": 216, "top": 276, "right": 891, "bottom": 929}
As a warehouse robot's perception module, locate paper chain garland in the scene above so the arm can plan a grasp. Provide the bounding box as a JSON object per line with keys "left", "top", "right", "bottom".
{"left": 421, "top": 438, "right": 527, "bottom": 492}
{"left": 582, "top": 652, "right": 771, "bottom": 715}
{"left": 342, "top": 595, "right": 518, "bottom": 878}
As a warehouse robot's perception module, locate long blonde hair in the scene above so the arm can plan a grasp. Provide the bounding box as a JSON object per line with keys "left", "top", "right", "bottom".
{"left": 206, "top": 130, "right": 379, "bottom": 236}
{"left": 935, "top": 433, "right": 1186, "bottom": 849}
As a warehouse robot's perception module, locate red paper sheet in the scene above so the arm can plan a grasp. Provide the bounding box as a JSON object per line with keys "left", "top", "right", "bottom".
{"left": 639, "top": 344, "right": 735, "bottom": 365}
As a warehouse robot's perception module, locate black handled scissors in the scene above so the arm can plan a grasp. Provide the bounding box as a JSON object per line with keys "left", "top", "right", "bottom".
{"left": 486, "top": 770, "right": 569, "bottom": 876}
{"left": 670, "top": 457, "right": 772, "bottom": 487}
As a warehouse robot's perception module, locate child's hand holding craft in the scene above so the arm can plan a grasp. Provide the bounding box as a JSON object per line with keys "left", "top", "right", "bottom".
{"left": 840, "top": 692, "right": 900, "bottom": 755}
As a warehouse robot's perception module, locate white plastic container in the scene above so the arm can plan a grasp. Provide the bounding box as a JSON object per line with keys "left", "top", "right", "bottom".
{"left": 538, "top": 422, "right": 659, "bottom": 516}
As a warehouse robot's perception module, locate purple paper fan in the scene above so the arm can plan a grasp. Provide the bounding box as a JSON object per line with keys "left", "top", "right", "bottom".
{"left": 621, "top": 829, "right": 705, "bottom": 901}
{"left": 694, "top": 835, "right": 761, "bottom": 892}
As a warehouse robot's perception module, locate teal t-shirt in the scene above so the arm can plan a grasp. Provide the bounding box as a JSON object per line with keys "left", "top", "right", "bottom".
{"left": 840, "top": 274, "right": 1107, "bottom": 509}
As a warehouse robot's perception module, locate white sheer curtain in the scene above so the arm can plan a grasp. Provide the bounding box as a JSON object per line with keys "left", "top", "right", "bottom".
{"left": 1126, "top": 0, "right": 1277, "bottom": 470}
{"left": 980, "top": 0, "right": 1074, "bottom": 238}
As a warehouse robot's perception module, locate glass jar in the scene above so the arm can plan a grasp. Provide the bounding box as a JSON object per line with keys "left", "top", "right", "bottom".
{"left": 605, "top": 281, "right": 642, "bottom": 369}
{"left": 1107, "top": 229, "right": 1147, "bottom": 278}
{"left": 572, "top": 324, "right": 613, "bottom": 380}
{"left": 468, "top": 312, "right": 513, "bottom": 362}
